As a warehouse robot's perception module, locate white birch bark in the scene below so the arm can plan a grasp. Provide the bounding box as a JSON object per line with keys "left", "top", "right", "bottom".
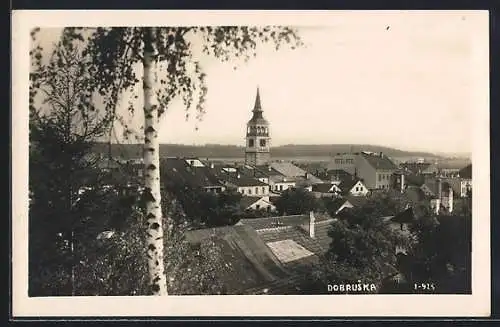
{"left": 142, "top": 27, "right": 167, "bottom": 296}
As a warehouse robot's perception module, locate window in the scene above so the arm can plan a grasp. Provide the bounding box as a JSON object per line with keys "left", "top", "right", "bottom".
{"left": 256, "top": 187, "right": 259, "bottom": 195}
{"left": 256, "top": 204, "right": 260, "bottom": 210}
{"left": 248, "top": 188, "right": 252, "bottom": 195}
{"left": 262, "top": 187, "right": 265, "bottom": 194}
{"left": 260, "top": 139, "right": 266, "bottom": 147}
{"left": 248, "top": 139, "right": 254, "bottom": 147}
{"left": 378, "top": 174, "right": 382, "bottom": 182}
{"left": 280, "top": 185, "right": 283, "bottom": 191}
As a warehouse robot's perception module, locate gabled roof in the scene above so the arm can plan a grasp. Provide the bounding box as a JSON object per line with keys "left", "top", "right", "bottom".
{"left": 338, "top": 178, "right": 364, "bottom": 194}
{"left": 270, "top": 162, "right": 307, "bottom": 177}
{"left": 254, "top": 165, "right": 286, "bottom": 177}
{"left": 360, "top": 153, "right": 398, "bottom": 171}
{"left": 184, "top": 224, "right": 291, "bottom": 294}
{"left": 270, "top": 162, "right": 323, "bottom": 184}
{"left": 240, "top": 196, "right": 274, "bottom": 210}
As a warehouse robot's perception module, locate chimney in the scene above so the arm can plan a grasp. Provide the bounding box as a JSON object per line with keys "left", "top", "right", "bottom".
{"left": 448, "top": 185, "right": 454, "bottom": 213}
{"left": 210, "top": 162, "right": 214, "bottom": 169}
{"left": 309, "top": 211, "right": 315, "bottom": 238}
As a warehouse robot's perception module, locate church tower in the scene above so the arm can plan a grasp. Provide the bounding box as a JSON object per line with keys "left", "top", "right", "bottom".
{"left": 245, "top": 88, "right": 271, "bottom": 166}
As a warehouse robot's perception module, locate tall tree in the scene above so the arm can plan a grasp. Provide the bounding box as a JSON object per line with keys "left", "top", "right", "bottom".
{"left": 29, "top": 29, "right": 114, "bottom": 295}
{"left": 68, "top": 26, "right": 304, "bottom": 295}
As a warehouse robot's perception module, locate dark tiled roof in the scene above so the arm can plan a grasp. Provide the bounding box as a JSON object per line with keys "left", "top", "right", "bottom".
{"left": 184, "top": 224, "right": 292, "bottom": 294}
{"left": 240, "top": 196, "right": 273, "bottom": 210}
{"left": 258, "top": 226, "right": 323, "bottom": 271}
{"left": 209, "top": 167, "right": 268, "bottom": 187}
{"left": 237, "top": 214, "right": 308, "bottom": 230}
{"left": 270, "top": 162, "right": 324, "bottom": 184}
{"left": 237, "top": 213, "right": 331, "bottom": 231}
{"left": 338, "top": 178, "right": 362, "bottom": 194}
{"left": 311, "top": 183, "right": 336, "bottom": 193}
{"left": 303, "top": 220, "right": 334, "bottom": 252}
{"left": 254, "top": 165, "right": 286, "bottom": 177}
{"left": 227, "top": 175, "right": 268, "bottom": 187}
{"left": 361, "top": 153, "right": 398, "bottom": 171}
{"left": 162, "top": 158, "right": 224, "bottom": 188}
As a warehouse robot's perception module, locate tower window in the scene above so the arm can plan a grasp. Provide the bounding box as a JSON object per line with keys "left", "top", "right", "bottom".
{"left": 260, "top": 139, "right": 266, "bottom": 147}
{"left": 248, "top": 139, "right": 254, "bottom": 147}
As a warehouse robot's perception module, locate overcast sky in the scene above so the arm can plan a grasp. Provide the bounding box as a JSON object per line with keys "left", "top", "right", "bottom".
{"left": 34, "top": 12, "right": 485, "bottom": 154}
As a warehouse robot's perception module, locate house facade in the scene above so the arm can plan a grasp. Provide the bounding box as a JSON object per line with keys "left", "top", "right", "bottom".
{"left": 327, "top": 151, "right": 397, "bottom": 190}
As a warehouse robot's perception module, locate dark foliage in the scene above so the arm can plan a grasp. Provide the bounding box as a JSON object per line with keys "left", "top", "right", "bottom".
{"left": 274, "top": 188, "right": 322, "bottom": 215}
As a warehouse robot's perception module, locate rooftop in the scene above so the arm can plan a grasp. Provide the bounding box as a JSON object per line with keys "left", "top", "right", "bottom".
{"left": 360, "top": 152, "right": 398, "bottom": 171}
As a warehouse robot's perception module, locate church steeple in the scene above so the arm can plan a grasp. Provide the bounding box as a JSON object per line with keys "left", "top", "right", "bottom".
{"left": 253, "top": 87, "right": 262, "bottom": 112}
{"left": 245, "top": 87, "right": 271, "bottom": 166}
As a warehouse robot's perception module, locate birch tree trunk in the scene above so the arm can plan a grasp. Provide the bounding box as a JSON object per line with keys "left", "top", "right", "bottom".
{"left": 142, "top": 27, "right": 167, "bottom": 296}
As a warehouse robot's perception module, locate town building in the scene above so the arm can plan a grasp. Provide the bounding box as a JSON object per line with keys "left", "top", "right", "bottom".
{"left": 327, "top": 151, "right": 398, "bottom": 190}
{"left": 445, "top": 163, "right": 472, "bottom": 198}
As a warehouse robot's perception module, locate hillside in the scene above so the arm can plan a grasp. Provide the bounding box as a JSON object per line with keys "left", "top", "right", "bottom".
{"left": 91, "top": 143, "right": 444, "bottom": 160}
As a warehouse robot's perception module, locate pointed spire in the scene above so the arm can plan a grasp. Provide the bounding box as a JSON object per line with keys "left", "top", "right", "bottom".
{"left": 253, "top": 87, "right": 262, "bottom": 112}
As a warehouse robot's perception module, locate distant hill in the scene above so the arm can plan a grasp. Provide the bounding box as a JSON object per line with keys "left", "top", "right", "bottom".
{"left": 91, "top": 143, "right": 444, "bottom": 160}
